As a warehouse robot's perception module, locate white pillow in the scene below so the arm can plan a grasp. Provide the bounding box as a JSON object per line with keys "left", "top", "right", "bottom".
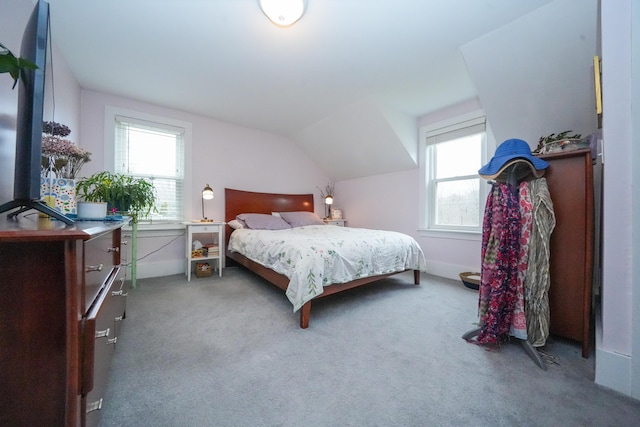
{"left": 228, "top": 219, "right": 244, "bottom": 229}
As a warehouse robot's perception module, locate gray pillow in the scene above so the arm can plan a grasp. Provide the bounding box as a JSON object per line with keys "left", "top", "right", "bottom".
{"left": 236, "top": 213, "right": 291, "bottom": 230}
{"left": 279, "top": 211, "right": 325, "bottom": 227}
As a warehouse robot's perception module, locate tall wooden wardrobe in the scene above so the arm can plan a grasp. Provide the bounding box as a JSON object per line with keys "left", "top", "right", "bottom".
{"left": 537, "top": 148, "right": 595, "bottom": 358}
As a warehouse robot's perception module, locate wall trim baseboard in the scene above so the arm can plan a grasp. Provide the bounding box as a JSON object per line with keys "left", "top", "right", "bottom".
{"left": 594, "top": 307, "right": 636, "bottom": 398}
{"left": 129, "top": 259, "right": 184, "bottom": 280}
{"left": 424, "top": 260, "right": 478, "bottom": 282}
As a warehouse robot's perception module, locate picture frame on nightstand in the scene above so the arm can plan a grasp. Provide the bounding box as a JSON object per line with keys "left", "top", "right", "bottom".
{"left": 331, "top": 208, "right": 343, "bottom": 219}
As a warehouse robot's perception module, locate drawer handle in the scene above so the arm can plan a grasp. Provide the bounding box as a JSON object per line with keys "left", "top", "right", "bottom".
{"left": 107, "top": 246, "right": 120, "bottom": 253}
{"left": 107, "top": 337, "right": 117, "bottom": 345}
{"left": 114, "top": 315, "right": 124, "bottom": 322}
{"left": 86, "top": 398, "right": 103, "bottom": 413}
{"left": 112, "top": 290, "right": 128, "bottom": 297}
{"left": 95, "top": 328, "right": 110, "bottom": 339}
{"left": 86, "top": 264, "right": 104, "bottom": 272}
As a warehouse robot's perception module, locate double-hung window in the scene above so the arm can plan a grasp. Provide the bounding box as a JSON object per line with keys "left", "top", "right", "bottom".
{"left": 423, "top": 116, "right": 487, "bottom": 233}
{"left": 114, "top": 115, "right": 185, "bottom": 222}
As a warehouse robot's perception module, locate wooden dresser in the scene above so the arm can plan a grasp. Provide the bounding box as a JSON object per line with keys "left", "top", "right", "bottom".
{"left": 538, "top": 149, "right": 595, "bottom": 358}
{"left": 0, "top": 215, "right": 128, "bottom": 426}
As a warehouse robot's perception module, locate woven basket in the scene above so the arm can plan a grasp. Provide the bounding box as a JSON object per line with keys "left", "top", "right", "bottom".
{"left": 459, "top": 272, "right": 481, "bottom": 290}
{"left": 195, "top": 262, "right": 212, "bottom": 278}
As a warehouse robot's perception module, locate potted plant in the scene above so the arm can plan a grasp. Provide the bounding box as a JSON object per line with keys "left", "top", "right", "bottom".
{"left": 76, "top": 171, "right": 156, "bottom": 223}
{"left": 0, "top": 42, "right": 38, "bottom": 89}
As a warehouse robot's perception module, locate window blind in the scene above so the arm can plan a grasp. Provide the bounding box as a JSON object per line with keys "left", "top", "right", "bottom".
{"left": 426, "top": 117, "right": 486, "bottom": 145}
{"left": 114, "top": 115, "right": 185, "bottom": 221}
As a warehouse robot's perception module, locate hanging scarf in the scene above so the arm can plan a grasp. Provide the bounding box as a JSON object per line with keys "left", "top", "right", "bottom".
{"left": 524, "top": 178, "right": 556, "bottom": 346}
{"left": 475, "top": 183, "right": 521, "bottom": 344}
{"left": 510, "top": 181, "right": 533, "bottom": 340}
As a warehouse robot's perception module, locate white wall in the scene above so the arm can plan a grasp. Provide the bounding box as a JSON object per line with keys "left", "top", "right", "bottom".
{"left": 596, "top": 0, "right": 639, "bottom": 400}
{"left": 0, "top": 0, "right": 29, "bottom": 202}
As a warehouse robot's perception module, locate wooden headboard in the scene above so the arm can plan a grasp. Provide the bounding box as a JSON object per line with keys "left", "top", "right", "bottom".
{"left": 224, "top": 188, "right": 314, "bottom": 248}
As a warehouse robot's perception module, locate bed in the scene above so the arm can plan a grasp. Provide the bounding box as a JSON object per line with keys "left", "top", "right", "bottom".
{"left": 224, "top": 188, "right": 426, "bottom": 328}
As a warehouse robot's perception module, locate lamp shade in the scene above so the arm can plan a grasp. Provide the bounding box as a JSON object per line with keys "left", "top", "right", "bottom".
{"left": 325, "top": 195, "right": 334, "bottom": 205}
{"left": 202, "top": 184, "right": 214, "bottom": 200}
{"left": 259, "top": 0, "right": 306, "bottom": 27}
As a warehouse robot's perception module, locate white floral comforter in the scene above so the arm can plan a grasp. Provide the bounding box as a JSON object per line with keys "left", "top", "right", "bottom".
{"left": 228, "top": 225, "right": 426, "bottom": 312}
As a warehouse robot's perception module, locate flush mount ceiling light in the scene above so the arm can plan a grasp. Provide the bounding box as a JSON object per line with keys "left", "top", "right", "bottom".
{"left": 259, "top": 0, "right": 307, "bottom": 27}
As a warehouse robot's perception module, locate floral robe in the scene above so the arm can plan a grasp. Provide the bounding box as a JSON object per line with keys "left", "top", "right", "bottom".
{"left": 475, "top": 182, "right": 531, "bottom": 344}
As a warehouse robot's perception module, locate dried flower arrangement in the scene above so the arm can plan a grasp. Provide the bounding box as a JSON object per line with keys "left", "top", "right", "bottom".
{"left": 317, "top": 182, "right": 335, "bottom": 199}
{"left": 41, "top": 121, "right": 91, "bottom": 179}
{"left": 533, "top": 130, "right": 583, "bottom": 155}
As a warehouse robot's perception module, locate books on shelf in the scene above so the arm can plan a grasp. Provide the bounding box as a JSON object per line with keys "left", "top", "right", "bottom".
{"left": 202, "top": 244, "right": 219, "bottom": 257}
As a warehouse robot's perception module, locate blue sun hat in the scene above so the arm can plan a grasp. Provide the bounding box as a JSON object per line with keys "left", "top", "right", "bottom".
{"left": 478, "top": 138, "right": 548, "bottom": 179}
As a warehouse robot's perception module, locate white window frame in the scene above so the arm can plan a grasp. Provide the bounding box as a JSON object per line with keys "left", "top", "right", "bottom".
{"left": 104, "top": 106, "right": 192, "bottom": 225}
{"left": 419, "top": 111, "right": 490, "bottom": 240}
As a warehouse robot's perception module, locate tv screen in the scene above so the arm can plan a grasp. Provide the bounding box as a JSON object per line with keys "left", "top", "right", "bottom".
{"left": 0, "top": 0, "right": 72, "bottom": 224}
{"left": 14, "top": 0, "right": 48, "bottom": 201}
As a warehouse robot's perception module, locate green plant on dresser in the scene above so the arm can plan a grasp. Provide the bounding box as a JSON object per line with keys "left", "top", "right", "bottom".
{"left": 76, "top": 171, "right": 156, "bottom": 223}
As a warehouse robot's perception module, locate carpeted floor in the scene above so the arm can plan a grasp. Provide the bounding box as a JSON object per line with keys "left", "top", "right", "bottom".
{"left": 100, "top": 267, "right": 640, "bottom": 426}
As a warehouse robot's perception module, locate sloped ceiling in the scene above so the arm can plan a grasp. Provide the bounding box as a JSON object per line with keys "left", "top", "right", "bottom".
{"left": 33, "top": 0, "right": 600, "bottom": 181}
{"left": 294, "top": 98, "right": 418, "bottom": 180}
{"left": 461, "top": 0, "right": 599, "bottom": 146}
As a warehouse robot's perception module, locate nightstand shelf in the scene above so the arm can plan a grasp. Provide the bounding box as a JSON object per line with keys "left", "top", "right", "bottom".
{"left": 324, "top": 219, "right": 346, "bottom": 226}
{"left": 184, "top": 222, "right": 225, "bottom": 281}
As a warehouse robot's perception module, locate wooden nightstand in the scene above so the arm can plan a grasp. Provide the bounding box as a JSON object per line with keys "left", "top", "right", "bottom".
{"left": 184, "top": 222, "right": 225, "bottom": 281}
{"left": 324, "top": 219, "right": 346, "bottom": 226}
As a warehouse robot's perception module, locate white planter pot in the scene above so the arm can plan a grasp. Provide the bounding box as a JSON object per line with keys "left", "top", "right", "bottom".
{"left": 77, "top": 202, "right": 107, "bottom": 220}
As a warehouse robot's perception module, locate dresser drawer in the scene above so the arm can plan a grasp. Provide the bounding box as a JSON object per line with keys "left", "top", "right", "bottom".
{"left": 82, "top": 268, "right": 127, "bottom": 427}
{"left": 84, "top": 229, "right": 121, "bottom": 311}
{"left": 111, "top": 267, "right": 128, "bottom": 337}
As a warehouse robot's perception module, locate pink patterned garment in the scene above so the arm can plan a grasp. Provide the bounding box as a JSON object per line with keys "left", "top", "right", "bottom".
{"left": 475, "top": 183, "right": 521, "bottom": 344}
{"left": 510, "top": 181, "right": 533, "bottom": 340}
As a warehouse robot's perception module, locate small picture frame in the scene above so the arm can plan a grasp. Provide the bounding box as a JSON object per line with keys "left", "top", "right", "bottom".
{"left": 331, "top": 208, "right": 343, "bottom": 219}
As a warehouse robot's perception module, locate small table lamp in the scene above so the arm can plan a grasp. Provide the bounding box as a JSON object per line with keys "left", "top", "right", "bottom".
{"left": 201, "top": 184, "right": 214, "bottom": 222}
{"left": 324, "top": 195, "right": 334, "bottom": 219}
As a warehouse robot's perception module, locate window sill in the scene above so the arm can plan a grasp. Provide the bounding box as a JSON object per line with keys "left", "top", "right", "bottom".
{"left": 123, "top": 222, "right": 186, "bottom": 232}
{"left": 417, "top": 228, "right": 481, "bottom": 242}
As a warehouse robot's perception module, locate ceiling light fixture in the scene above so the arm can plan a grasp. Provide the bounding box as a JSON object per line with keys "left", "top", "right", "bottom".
{"left": 259, "top": 0, "right": 307, "bottom": 27}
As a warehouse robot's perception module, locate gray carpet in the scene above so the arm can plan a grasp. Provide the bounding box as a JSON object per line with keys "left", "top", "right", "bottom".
{"left": 100, "top": 268, "right": 640, "bottom": 426}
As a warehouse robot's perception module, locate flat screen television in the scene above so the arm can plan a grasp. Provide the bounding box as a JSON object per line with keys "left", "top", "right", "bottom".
{"left": 0, "top": 0, "right": 73, "bottom": 224}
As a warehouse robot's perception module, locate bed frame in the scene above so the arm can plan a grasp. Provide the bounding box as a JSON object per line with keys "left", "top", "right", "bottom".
{"left": 224, "top": 188, "right": 420, "bottom": 328}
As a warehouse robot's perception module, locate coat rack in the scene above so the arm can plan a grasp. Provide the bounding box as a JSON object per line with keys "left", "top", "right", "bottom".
{"left": 463, "top": 163, "right": 547, "bottom": 371}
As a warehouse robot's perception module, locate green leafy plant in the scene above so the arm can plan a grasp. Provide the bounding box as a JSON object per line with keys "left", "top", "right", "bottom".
{"left": 0, "top": 42, "right": 38, "bottom": 89}
{"left": 76, "top": 171, "right": 157, "bottom": 223}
